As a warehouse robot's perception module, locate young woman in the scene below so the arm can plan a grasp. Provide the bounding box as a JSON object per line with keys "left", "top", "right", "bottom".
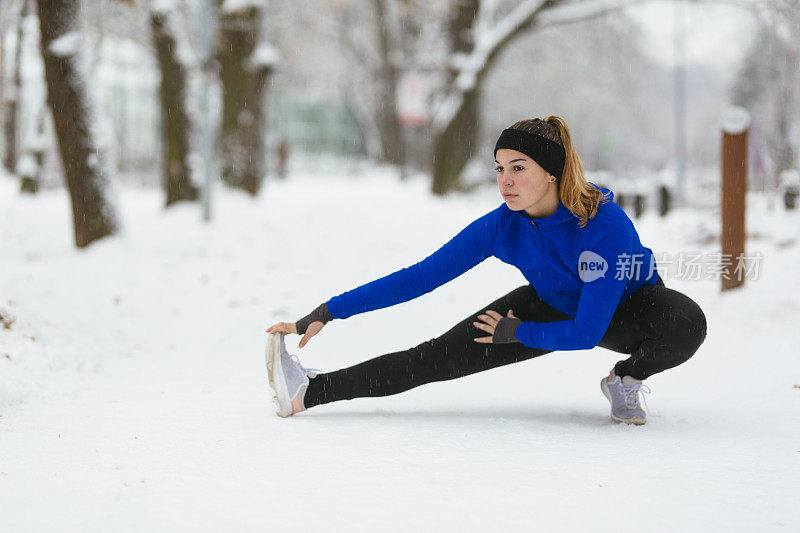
{"left": 266, "top": 116, "right": 707, "bottom": 425}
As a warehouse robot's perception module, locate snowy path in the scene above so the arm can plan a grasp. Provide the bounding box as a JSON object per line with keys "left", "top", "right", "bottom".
{"left": 1, "top": 172, "right": 798, "bottom": 531}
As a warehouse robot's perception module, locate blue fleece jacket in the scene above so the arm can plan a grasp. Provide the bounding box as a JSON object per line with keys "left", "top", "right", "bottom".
{"left": 326, "top": 185, "right": 659, "bottom": 351}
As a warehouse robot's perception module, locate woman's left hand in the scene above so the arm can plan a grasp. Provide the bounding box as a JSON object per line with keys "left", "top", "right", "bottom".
{"left": 473, "top": 309, "right": 517, "bottom": 343}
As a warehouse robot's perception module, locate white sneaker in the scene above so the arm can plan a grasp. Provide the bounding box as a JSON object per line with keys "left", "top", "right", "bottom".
{"left": 265, "top": 333, "right": 320, "bottom": 417}
{"left": 600, "top": 370, "right": 650, "bottom": 425}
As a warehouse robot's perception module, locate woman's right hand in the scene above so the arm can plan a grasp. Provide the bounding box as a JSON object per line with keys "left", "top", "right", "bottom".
{"left": 266, "top": 320, "right": 325, "bottom": 348}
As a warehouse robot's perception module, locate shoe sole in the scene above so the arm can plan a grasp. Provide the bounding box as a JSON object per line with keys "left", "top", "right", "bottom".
{"left": 600, "top": 378, "right": 646, "bottom": 426}
{"left": 265, "top": 333, "right": 293, "bottom": 417}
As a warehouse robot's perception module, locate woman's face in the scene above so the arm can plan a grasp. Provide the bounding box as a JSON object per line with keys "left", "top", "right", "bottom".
{"left": 495, "top": 148, "right": 556, "bottom": 217}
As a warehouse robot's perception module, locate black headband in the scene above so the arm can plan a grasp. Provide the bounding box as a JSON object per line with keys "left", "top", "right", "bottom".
{"left": 494, "top": 128, "right": 566, "bottom": 178}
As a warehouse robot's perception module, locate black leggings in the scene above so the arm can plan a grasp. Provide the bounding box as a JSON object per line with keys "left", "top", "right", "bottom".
{"left": 304, "top": 278, "right": 707, "bottom": 409}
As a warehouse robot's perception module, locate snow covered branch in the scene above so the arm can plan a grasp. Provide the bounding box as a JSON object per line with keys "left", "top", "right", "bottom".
{"left": 431, "top": 0, "right": 646, "bottom": 134}
{"left": 432, "top": 0, "right": 550, "bottom": 133}
{"left": 539, "top": 0, "right": 645, "bottom": 27}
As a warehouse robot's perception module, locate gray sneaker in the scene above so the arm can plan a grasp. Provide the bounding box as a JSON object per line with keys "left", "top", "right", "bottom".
{"left": 265, "top": 333, "right": 319, "bottom": 417}
{"left": 600, "top": 371, "right": 650, "bottom": 425}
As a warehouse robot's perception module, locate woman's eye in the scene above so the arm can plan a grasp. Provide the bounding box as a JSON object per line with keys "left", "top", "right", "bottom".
{"left": 514, "top": 166, "right": 524, "bottom": 171}
{"left": 495, "top": 167, "right": 502, "bottom": 172}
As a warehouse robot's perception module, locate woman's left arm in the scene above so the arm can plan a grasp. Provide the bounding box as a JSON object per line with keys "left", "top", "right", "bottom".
{"left": 513, "top": 232, "right": 632, "bottom": 351}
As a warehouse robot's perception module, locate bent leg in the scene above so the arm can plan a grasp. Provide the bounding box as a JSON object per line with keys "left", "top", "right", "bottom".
{"left": 598, "top": 280, "right": 707, "bottom": 380}
{"left": 304, "top": 285, "right": 572, "bottom": 408}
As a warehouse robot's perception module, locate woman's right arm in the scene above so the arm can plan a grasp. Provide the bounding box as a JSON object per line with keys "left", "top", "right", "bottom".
{"left": 323, "top": 208, "right": 500, "bottom": 320}
{"left": 268, "top": 208, "right": 500, "bottom": 347}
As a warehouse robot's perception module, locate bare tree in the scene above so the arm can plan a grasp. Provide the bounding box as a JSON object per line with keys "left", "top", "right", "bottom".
{"left": 732, "top": 0, "right": 799, "bottom": 182}
{"left": 3, "top": 0, "right": 27, "bottom": 174}
{"left": 431, "top": 0, "right": 480, "bottom": 195}
{"left": 37, "top": 0, "right": 118, "bottom": 247}
{"left": 373, "top": 0, "right": 405, "bottom": 168}
{"left": 150, "top": 8, "right": 199, "bottom": 206}
{"left": 328, "top": 0, "right": 442, "bottom": 167}
{"left": 217, "top": 1, "right": 276, "bottom": 196}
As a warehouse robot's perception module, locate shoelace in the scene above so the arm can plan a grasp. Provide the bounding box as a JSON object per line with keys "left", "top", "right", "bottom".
{"left": 621, "top": 381, "right": 651, "bottom": 411}
{"left": 291, "top": 354, "right": 321, "bottom": 378}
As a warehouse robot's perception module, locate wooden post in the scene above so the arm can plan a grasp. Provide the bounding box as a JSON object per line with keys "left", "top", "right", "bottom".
{"left": 720, "top": 107, "right": 749, "bottom": 291}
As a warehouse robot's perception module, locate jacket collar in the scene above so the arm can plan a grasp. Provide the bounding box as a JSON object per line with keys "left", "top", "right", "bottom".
{"left": 512, "top": 183, "right": 612, "bottom": 229}
{"left": 514, "top": 199, "right": 576, "bottom": 229}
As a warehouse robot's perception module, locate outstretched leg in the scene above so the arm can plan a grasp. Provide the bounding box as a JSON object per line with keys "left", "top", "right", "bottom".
{"left": 304, "top": 285, "right": 572, "bottom": 408}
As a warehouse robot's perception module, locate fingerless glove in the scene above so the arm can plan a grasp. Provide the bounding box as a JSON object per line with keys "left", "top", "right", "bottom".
{"left": 492, "top": 317, "right": 522, "bottom": 344}
{"left": 295, "top": 303, "right": 333, "bottom": 335}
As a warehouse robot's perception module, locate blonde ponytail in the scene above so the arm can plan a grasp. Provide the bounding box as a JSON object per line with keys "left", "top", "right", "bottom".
{"left": 509, "top": 116, "right": 610, "bottom": 227}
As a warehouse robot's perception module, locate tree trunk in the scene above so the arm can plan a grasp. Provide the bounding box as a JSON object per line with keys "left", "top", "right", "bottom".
{"left": 150, "top": 11, "right": 198, "bottom": 206}
{"left": 3, "top": 0, "right": 27, "bottom": 174}
{"left": 431, "top": 0, "right": 479, "bottom": 195}
{"left": 373, "top": 0, "right": 405, "bottom": 168}
{"left": 772, "top": 41, "right": 797, "bottom": 179}
{"left": 431, "top": 87, "right": 479, "bottom": 195}
{"left": 37, "top": 0, "right": 118, "bottom": 247}
{"left": 217, "top": 5, "right": 272, "bottom": 196}
{"left": 773, "top": 83, "right": 795, "bottom": 178}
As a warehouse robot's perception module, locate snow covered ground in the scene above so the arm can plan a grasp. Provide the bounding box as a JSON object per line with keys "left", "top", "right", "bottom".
{"left": 1, "top": 166, "right": 799, "bottom": 531}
